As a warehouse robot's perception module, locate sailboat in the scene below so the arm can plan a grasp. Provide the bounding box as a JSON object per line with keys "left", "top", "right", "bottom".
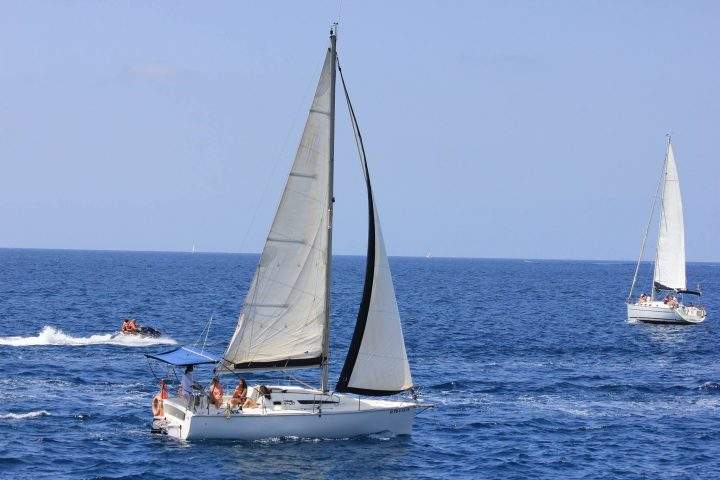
{"left": 626, "top": 136, "right": 707, "bottom": 324}
{"left": 147, "top": 26, "right": 428, "bottom": 441}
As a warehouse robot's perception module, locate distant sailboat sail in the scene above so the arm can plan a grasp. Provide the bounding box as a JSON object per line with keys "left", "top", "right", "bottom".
{"left": 653, "top": 142, "right": 686, "bottom": 292}
{"left": 335, "top": 63, "right": 413, "bottom": 395}
{"left": 223, "top": 49, "right": 334, "bottom": 371}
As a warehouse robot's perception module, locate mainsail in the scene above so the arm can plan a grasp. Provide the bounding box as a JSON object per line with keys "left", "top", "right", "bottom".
{"left": 653, "top": 141, "right": 686, "bottom": 292}
{"left": 335, "top": 63, "right": 413, "bottom": 395}
{"left": 223, "top": 47, "right": 334, "bottom": 371}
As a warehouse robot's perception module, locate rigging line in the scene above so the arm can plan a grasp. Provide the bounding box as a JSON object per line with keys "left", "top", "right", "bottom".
{"left": 626, "top": 144, "right": 667, "bottom": 303}
{"left": 200, "top": 314, "right": 213, "bottom": 354}
{"left": 336, "top": 0, "right": 344, "bottom": 26}
{"left": 192, "top": 314, "right": 213, "bottom": 348}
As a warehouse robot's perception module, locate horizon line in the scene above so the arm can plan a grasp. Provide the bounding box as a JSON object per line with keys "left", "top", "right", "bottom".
{"left": 1, "top": 246, "right": 717, "bottom": 264}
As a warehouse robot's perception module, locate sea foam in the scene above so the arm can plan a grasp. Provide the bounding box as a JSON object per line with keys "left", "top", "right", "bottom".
{"left": 0, "top": 326, "right": 176, "bottom": 347}
{"left": 0, "top": 410, "right": 50, "bottom": 420}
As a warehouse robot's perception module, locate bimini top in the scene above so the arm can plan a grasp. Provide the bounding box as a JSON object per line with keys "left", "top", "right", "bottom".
{"left": 146, "top": 346, "right": 218, "bottom": 366}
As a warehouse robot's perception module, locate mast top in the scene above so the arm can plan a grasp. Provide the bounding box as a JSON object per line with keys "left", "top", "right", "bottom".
{"left": 330, "top": 22, "right": 338, "bottom": 38}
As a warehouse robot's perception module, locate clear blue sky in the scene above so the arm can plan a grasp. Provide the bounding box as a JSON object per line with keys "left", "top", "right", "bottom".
{"left": 0, "top": 1, "right": 718, "bottom": 261}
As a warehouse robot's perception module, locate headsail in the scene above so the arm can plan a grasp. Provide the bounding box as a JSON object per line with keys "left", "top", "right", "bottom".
{"left": 653, "top": 140, "right": 686, "bottom": 292}
{"left": 335, "top": 63, "right": 413, "bottom": 395}
{"left": 222, "top": 46, "right": 334, "bottom": 372}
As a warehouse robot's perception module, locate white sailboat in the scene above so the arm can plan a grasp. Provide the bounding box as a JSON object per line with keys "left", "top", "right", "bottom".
{"left": 626, "top": 136, "right": 707, "bottom": 324}
{"left": 147, "top": 26, "right": 428, "bottom": 441}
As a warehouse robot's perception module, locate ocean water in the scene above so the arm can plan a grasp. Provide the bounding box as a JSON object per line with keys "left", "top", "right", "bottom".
{"left": 0, "top": 249, "right": 718, "bottom": 479}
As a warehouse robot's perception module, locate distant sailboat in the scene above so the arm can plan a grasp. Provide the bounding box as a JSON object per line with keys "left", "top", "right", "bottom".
{"left": 626, "top": 136, "right": 707, "bottom": 324}
{"left": 191, "top": 243, "right": 196, "bottom": 254}
{"left": 147, "top": 25, "right": 428, "bottom": 441}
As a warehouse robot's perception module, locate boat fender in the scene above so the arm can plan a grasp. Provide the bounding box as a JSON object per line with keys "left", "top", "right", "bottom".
{"left": 152, "top": 395, "right": 164, "bottom": 418}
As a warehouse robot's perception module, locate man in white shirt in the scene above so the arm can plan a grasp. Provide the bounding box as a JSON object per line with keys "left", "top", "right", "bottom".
{"left": 180, "top": 365, "right": 197, "bottom": 398}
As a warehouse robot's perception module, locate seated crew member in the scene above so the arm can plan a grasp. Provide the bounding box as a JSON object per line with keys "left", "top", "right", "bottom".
{"left": 638, "top": 293, "right": 647, "bottom": 304}
{"left": 208, "top": 376, "right": 224, "bottom": 408}
{"left": 243, "top": 385, "right": 271, "bottom": 409}
{"left": 228, "top": 379, "right": 248, "bottom": 409}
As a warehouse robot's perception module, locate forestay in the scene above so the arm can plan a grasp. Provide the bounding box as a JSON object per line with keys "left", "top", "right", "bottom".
{"left": 223, "top": 49, "right": 333, "bottom": 371}
{"left": 335, "top": 65, "right": 413, "bottom": 395}
{"left": 654, "top": 142, "right": 686, "bottom": 291}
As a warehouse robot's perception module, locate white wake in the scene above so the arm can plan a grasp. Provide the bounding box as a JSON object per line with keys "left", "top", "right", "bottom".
{"left": 0, "top": 326, "right": 177, "bottom": 347}
{"left": 0, "top": 410, "right": 50, "bottom": 420}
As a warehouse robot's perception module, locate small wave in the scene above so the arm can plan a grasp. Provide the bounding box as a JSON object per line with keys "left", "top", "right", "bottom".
{"left": 699, "top": 382, "right": 720, "bottom": 393}
{"left": 0, "top": 326, "right": 177, "bottom": 347}
{"left": 0, "top": 410, "right": 50, "bottom": 420}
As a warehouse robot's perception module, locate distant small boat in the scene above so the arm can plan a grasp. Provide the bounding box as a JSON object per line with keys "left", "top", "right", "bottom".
{"left": 426, "top": 252, "right": 431, "bottom": 259}
{"left": 113, "top": 318, "right": 162, "bottom": 338}
{"left": 191, "top": 243, "right": 196, "bottom": 254}
{"left": 626, "top": 136, "right": 707, "bottom": 324}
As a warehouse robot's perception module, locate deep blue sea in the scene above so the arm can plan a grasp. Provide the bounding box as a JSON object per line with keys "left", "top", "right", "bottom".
{"left": 0, "top": 249, "right": 718, "bottom": 479}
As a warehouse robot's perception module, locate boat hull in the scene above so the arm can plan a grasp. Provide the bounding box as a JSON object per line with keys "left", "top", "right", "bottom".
{"left": 179, "top": 406, "right": 415, "bottom": 441}
{"left": 156, "top": 386, "right": 422, "bottom": 441}
{"left": 627, "top": 302, "right": 706, "bottom": 324}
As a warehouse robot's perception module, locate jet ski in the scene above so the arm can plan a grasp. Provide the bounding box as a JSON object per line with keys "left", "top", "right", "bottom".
{"left": 116, "top": 319, "right": 162, "bottom": 338}
{"left": 129, "top": 326, "right": 162, "bottom": 338}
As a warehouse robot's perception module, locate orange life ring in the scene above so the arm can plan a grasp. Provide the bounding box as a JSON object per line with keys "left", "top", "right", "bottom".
{"left": 152, "top": 395, "right": 164, "bottom": 417}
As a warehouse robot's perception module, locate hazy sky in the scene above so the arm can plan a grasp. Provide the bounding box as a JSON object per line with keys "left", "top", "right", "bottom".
{"left": 0, "top": 1, "right": 718, "bottom": 260}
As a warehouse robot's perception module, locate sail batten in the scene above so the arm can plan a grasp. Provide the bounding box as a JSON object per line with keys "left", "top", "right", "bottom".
{"left": 653, "top": 141, "right": 686, "bottom": 292}
{"left": 222, "top": 48, "right": 335, "bottom": 372}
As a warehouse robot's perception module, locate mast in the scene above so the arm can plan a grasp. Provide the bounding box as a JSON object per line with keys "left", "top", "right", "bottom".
{"left": 651, "top": 134, "right": 671, "bottom": 301}
{"left": 321, "top": 24, "right": 337, "bottom": 392}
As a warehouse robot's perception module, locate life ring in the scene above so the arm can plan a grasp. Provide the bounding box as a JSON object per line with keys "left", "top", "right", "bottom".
{"left": 152, "top": 395, "right": 164, "bottom": 418}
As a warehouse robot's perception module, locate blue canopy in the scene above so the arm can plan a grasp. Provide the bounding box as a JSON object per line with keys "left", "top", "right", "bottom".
{"left": 145, "top": 346, "right": 219, "bottom": 366}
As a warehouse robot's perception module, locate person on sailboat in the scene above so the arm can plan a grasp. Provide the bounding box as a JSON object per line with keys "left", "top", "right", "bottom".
{"left": 638, "top": 293, "right": 647, "bottom": 304}
{"left": 242, "top": 385, "right": 271, "bottom": 409}
{"left": 227, "top": 379, "right": 247, "bottom": 409}
{"left": 179, "top": 365, "right": 198, "bottom": 398}
{"left": 663, "top": 295, "right": 679, "bottom": 308}
{"left": 151, "top": 380, "right": 169, "bottom": 418}
{"left": 208, "top": 376, "right": 224, "bottom": 408}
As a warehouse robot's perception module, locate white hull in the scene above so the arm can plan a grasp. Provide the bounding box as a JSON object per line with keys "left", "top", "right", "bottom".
{"left": 155, "top": 385, "right": 423, "bottom": 441}
{"left": 627, "top": 301, "right": 706, "bottom": 324}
